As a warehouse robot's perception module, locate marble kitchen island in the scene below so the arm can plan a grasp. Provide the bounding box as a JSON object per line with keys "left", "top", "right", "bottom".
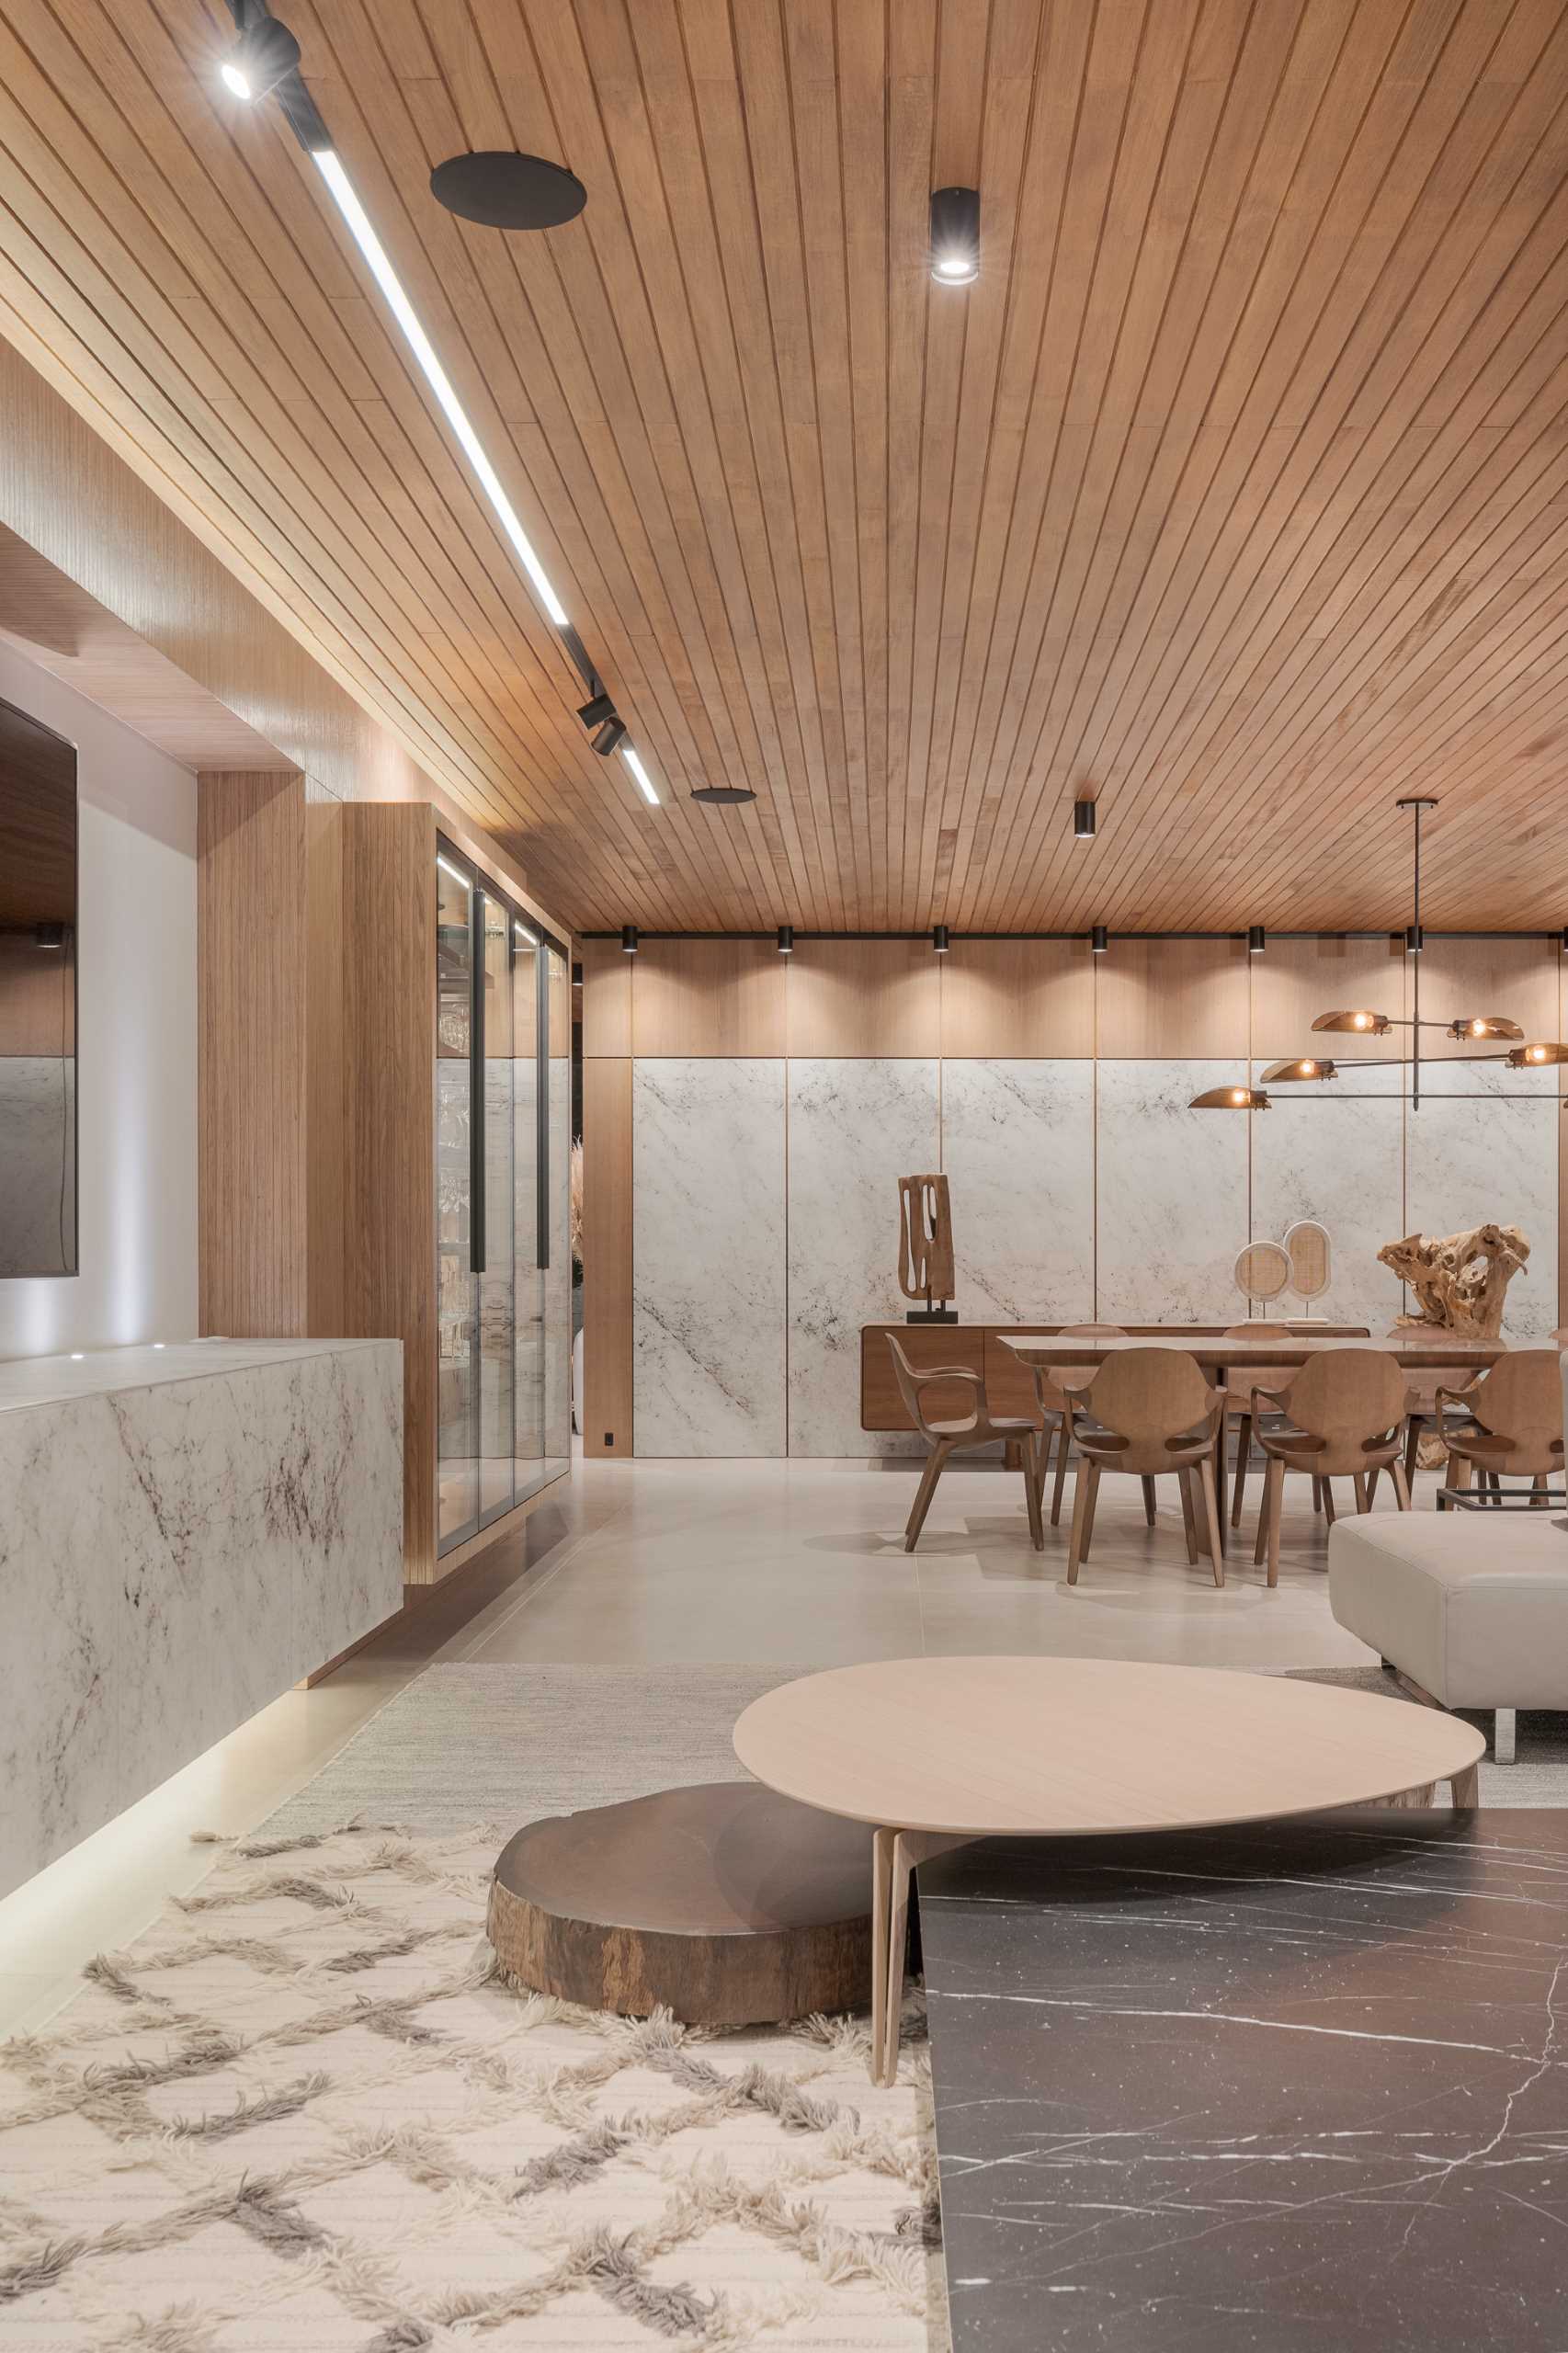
{"left": 0, "top": 1337, "right": 403, "bottom": 1898}
{"left": 922, "top": 1811, "right": 1568, "bottom": 2351}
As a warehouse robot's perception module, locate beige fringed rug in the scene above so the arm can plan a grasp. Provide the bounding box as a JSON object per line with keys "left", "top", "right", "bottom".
{"left": 0, "top": 1822, "right": 945, "bottom": 2351}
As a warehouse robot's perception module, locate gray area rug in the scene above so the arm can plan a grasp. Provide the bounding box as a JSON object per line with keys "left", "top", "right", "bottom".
{"left": 1285, "top": 1666, "right": 1568, "bottom": 1804}
{"left": 260, "top": 1663, "right": 807, "bottom": 1839}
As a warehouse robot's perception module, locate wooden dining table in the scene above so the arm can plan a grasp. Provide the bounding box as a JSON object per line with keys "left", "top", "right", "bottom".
{"left": 1000, "top": 1332, "right": 1508, "bottom": 1551}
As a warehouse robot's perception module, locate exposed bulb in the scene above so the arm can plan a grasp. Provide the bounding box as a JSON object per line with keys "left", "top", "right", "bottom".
{"left": 221, "top": 60, "right": 253, "bottom": 97}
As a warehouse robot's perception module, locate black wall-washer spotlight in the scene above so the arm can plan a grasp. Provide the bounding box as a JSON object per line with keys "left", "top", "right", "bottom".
{"left": 932, "top": 924, "right": 950, "bottom": 955}
{"left": 777, "top": 925, "right": 794, "bottom": 955}
{"left": 1405, "top": 924, "right": 1424, "bottom": 956}
{"left": 1248, "top": 925, "right": 1266, "bottom": 954}
{"left": 576, "top": 693, "right": 616, "bottom": 728}
{"left": 1090, "top": 925, "right": 1108, "bottom": 955}
{"left": 621, "top": 924, "right": 639, "bottom": 956}
{"left": 592, "top": 717, "right": 628, "bottom": 756}
{"left": 220, "top": 12, "right": 301, "bottom": 101}
{"left": 1074, "top": 798, "right": 1096, "bottom": 840}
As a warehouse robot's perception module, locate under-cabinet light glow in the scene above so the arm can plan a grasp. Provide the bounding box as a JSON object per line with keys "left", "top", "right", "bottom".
{"left": 313, "top": 151, "right": 569, "bottom": 629}
{"left": 436, "top": 854, "right": 472, "bottom": 892}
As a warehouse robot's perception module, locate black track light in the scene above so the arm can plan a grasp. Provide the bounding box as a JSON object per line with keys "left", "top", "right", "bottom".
{"left": 621, "top": 924, "right": 639, "bottom": 956}
{"left": 777, "top": 925, "right": 794, "bottom": 956}
{"left": 1405, "top": 924, "right": 1424, "bottom": 956}
{"left": 932, "top": 924, "right": 950, "bottom": 955}
{"left": 930, "top": 187, "right": 980, "bottom": 285}
{"left": 32, "top": 922, "right": 64, "bottom": 950}
{"left": 220, "top": 12, "right": 301, "bottom": 101}
{"left": 576, "top": 693, "right": 616, "bottom": 728}
{"left": 1074, "top": 798, "right": 1096, "bottom": 841}
{"left": 1090, "top": 925, "right": 1108, "bottom": 956}
{"left": 592, "top": 716, "right": 628, "bottom": 757}
{"left": 1248, "top": 925, "right": 1266, "bottom": 954}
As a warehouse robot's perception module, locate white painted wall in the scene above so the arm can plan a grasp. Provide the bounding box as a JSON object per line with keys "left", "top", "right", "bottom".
{"left": 0, "top": 640, "right": 198, "bottom": 1358}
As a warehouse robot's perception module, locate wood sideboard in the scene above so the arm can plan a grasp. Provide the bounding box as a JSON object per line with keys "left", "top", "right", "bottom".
{"left": 860, "top": 1322, "right": 1369, "bottom": 1430}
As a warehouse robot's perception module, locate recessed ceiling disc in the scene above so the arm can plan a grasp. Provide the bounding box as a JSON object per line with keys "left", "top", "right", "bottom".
{"left": 690, "top": 785, "right": 757, "bottom": 806}
{"left": 430, "top": 152, "right": 586, "bottom": 231}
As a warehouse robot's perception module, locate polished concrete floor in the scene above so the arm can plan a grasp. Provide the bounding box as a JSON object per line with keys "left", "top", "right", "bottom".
{"left": 0, "top": 1448, "right": 1388, "bottom": 2036}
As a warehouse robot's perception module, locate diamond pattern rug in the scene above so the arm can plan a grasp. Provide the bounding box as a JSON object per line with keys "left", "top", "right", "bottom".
{"left": 0, "top": 1821, "right": 944, "bottom": 2351}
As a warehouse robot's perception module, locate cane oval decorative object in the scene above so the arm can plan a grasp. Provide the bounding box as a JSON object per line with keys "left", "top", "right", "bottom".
{"left": 1284, "top": 1219, "right": 1332, "bottom": 1302}
{"left": 1234, "top": 1240, "right": 1290, "bottom": 1303}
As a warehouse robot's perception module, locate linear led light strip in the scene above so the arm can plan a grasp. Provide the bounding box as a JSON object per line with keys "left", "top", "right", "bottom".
{"left": 312, "top": 151, "right": 660, "bottom": 808}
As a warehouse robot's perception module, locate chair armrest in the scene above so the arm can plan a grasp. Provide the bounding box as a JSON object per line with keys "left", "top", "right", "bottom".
{"left": 910, "top": 1364, "right": 983, "bottom": 1391}
{"left": 1433, "top": 1381, "right": 1481, "bottom": 1419}
{"left": 1249, "top": 1382, "right": 1293, "bottom": 1415}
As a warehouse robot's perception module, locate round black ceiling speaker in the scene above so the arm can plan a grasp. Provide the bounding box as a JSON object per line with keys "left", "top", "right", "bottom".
{"left": 690, "top": 784, "right": 757, "bottom": 806}
{"left": 430, "top": 151, "right": 586, "bottom": 231}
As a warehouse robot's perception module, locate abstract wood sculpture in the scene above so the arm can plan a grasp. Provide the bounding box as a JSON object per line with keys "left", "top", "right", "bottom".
{"left": 898, "top": 1172, "right": 956, "bottom": 1321}
{"left": 1378, "top": 1222, "right": 1529, "bottom": 1338}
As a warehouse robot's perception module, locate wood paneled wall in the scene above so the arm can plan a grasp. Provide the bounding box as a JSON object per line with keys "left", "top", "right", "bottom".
{"left": 583, "top": 934, "right": 1568, "bottom": 1455}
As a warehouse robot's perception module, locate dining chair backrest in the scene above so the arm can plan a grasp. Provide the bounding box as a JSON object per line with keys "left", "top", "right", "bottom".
{"left": 1062, "top": 1324, "right": 1129, "bottom": 1336}
{"left": 1279, "top": 1348, "right": 1404, "bottom": 1447}
{"left": 885, "top": 1335, "right": 935, "bottom": 1434}
{"left": 1464, "top": 1349, "right": 1563, "bottom": 1453}
{"left": 1038, "top": 1324, "right": 1127, "bottom": 1413}
{"left": 1083, "top": 1347, "right": 1213, "bottom": 1448}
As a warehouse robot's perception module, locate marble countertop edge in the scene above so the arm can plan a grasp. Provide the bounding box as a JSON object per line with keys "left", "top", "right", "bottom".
{"left": 0, "top": 1336, "right": 402, "bottom": 1417}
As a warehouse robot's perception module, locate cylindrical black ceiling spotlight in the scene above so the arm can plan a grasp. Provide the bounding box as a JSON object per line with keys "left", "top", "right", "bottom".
{"left": 1248, "top": 925, "right": 1266, "bottom": 955}
{"left": 1073, "top": 798, "right": 1096, "bottom": 841}
{"left": 219, "top": 10, "right": 301, "bottom": 101}
{"left": 929, "top": 187, "right": 980, "bottom": 285}
{"left": 932, "top": 924, "right": 951, "bottom": 955}
{"left": 1562, "top": 928, "right": 1568, "bottom": 953}
{"left": 777, "top": 925, "right": 794, "bottom": 956}
{"left": 576, "top": 693, "right": 616, "bottom": 728}
{"left": 690, "top": 781, "right": 757, "bottom": 805}
{"left": 592, "top": 716, "right": 628, "bottom": 756}
{"left": 620, "top": 924, "right": 639, "bottom": 956}
{"left": 1090, "top": 925, "right": 1108, "bottom": 956}
{"left": 32, "top": 921, "right": 65, "bottom": 950}
{"left": 430, "top": 152, "right": 586, "bottom": 231}
{"left": 1405, "top": 924, "right": 1424, "bottom": 955}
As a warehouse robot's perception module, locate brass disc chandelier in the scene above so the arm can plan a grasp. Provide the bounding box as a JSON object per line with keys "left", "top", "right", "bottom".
{"left": 1192, "top": 796, "right": 1568, "bottom": 1114}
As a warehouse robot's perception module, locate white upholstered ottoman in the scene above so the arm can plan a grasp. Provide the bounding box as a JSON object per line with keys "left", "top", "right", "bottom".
{"left": 1328, "top": 1514, "right": 1568, "bottom": 1764}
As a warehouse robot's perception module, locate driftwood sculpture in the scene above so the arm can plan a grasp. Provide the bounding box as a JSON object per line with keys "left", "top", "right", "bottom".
{"left": 1378, "top": 1222, "right": 1529, "bottom": 1339}
{"left": 897, "top": 1174, "right": 956, "bottom": 1322}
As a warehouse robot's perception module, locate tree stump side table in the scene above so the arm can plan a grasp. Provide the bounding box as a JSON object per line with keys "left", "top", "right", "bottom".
{"left": 486, "top": 1780, "right": 875, "bottom": 2028}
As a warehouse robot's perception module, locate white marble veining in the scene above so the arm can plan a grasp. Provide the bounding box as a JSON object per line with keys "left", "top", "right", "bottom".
{"left": 1096, "top": 1061, "right": 1249, "bottom": 1323}
{"left": 1248, "top": 1057, "right": 1403, "bottom": 1330}
{"left": 0, "top": 1057, "right": 75, "bottom": 1278}
{"left": 0, "top": 1338, "right": 403, "bottom": 1898}
{"left": 940, "top": 1061, "right": 1095, "bottom": 1321}
{"left": 1404, "top": 1060, "right": 1559, "bottom": 1339}
{"left": 788, "top": 1059, "right": 939, "bottom": 1455}
{"left": 633, "top": 1060, "right": 787, "bottom": 1455}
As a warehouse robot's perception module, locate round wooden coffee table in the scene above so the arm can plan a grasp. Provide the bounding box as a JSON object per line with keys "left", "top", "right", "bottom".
{"left": 487, "top": 1781, "right": 874, "bottom": 2027}
{"left": 733, "top": 1658, "right": 1485, "bottom": 2082}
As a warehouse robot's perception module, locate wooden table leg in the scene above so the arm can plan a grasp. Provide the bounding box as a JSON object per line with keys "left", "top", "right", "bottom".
{"left": 1211, "top": 1371, "right": 1229, "bottom": 1554}
{"left": 869, "top": 1827, "right": 895, "bottom": 2082}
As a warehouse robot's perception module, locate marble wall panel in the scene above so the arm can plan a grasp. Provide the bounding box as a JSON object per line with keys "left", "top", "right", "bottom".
{"left": 788, "top": 1059, "right": 940, "bottom": 1454}
{"left": 0, "top": 1338, "right": 402, "bottom": 1898}
{"left": 633, "top": 1060, "right": 786, "bottom": 1455}
{"left": 1096, "top": 1061, "right": 1249, "bottom": 1323}
{"left": 939, "top": 1061, "right": 1096, "bottom": 1321}
{"left": 1248, "top": 1058, "right": 1403, "bottom": 1331}
{"left": 1403, "top": 1062, "right": 1559, "bottom": 1340}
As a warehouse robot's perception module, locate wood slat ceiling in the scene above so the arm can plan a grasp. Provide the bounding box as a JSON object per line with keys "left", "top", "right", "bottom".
{"left": 3, "top": 0, "right": 1568, "bottom": 932}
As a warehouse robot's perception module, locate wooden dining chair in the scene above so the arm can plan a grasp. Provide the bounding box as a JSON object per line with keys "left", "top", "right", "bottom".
{"left": 1438, "top": 1349, "right": 1563, "bottom": 1503}
{"left": 1221, "top": 1324, "right": 1298, "bottom": 1529}
{"left": 1251, "top": 1350, "right": 1410, "bottom": 1587}
{"left": 1059, "top": 1347, "right": 1226, "bottom": 1587}
{"left": 1026, "top": 1324, "right": 1129, "bottom": 1529}
{"left": 885, "top": 1336, "right": 1046, "bottom": 1553}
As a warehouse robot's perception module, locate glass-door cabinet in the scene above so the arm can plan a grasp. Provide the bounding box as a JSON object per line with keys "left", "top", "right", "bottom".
{"left": 436, "top": 838, "right": 572, "bottom": 1556}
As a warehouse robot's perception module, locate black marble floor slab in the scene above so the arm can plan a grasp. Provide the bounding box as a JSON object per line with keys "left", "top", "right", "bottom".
{"left": 919, "top": 1811, "right": 1568, "bottom": 2351}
